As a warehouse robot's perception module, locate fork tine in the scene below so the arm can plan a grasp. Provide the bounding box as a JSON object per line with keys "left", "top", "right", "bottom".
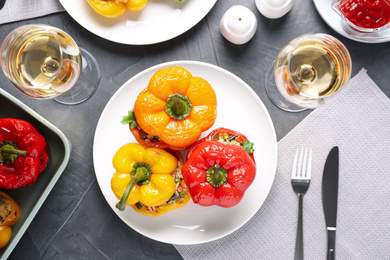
{"left": 297, "top": 148, "right": 304, "bottom": 177}
{"left": 306, "top": 148, "right": 312, "bottom": 178}
{"left": 291, "top": 148, "right": 312, "bottom": 179}
{"left": 291, "top": 148, "right": 299, "bottom": 178}
{"left": 302, "top": 148, "right": 307, "bottom": 178}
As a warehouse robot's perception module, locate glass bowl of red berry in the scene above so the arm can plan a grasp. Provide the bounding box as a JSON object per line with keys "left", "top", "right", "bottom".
{"left": 332, "top": 0, "right": 390, "bottom": 33}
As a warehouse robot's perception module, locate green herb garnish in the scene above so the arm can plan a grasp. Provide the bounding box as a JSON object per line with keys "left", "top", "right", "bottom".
{"left": 121, "top": 111, "right": 138, "bottom": 129}
{"left": 243, "top": 140, "right": 255, "bottom": 155}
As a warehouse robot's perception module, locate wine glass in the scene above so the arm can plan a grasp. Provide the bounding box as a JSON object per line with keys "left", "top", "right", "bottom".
{"left": 265, "top": 33, "right": 352, "bottom": 112}
{"left": 0, "top": 24, "right": 101, "bottom": 105}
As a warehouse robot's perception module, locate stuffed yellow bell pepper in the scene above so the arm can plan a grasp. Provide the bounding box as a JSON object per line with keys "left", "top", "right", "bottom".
{"left": 126, "top": 66, "right": 217, "bottom": 151}
{"left": 0, "top": 191, "right": 21, "bottom": 248}
{"left": 87, "top": 0, "right": 147, "bottom": 18}
{"left": 111, "top": 143, "right": 190, "bottom": 216}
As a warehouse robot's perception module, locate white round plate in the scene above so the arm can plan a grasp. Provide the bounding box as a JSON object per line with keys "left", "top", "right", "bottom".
{"left": 93, "top": 60, "right": 278, "bottom": 245}
{"left": 59, "top": 0, "right": 217, "bottom": 45}
{"left": 313, "top": 0, "right": 390, "bottom": 43}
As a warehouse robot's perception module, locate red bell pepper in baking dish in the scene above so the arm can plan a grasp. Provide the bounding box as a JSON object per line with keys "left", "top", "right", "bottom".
{"left": 0, "top": 118, "right": 49, "bottom": 189}
{"left": 182, "top": 128, "right": 256, "bottom": 208}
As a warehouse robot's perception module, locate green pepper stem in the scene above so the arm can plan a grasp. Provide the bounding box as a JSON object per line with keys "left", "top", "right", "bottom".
{"left": 116, "top": 163, "right": 151, "bottom": 211}
{"left": 1, "top": 147, "right": 27, "bottom": 158}
{"left": 0, "top": 141, "right": 26, "bottom": 164}
{"left": 206, "top": 164, "right": 228, "bottom": 188}
{"left": 172, "top": 95, "right": 186, "bottom": 114}
{"left": 214, "top": 165, "right": 220, "bottom": 179}
{"left": 165, "top": 93, "right": 193, "bottom": 120}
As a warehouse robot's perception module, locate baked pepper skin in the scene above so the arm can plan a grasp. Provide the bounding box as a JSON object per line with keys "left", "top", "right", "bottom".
{"left": 111, "top": 143, "right": 190, "bottom": 217}
{"left": 0, "top": 226, "right": 12, "bottom": 248}
{"left": 0, "top": 190, "right": 21, "bottom": 226}
{"left": 0, "top": 119, "right": 49, "bottom": 189}
{"left": 133, "top": 66, "right": 217, "bottom": 151}
{"left": 112, "top": 143, "right": 177, "bottom": 209}
{"left": 0, "top": 190, "right": 21, "bottom": 248}
{"left": 182, "top": 139, "right": 256, "bottom": 208}
{"left": 87, "top": 0, "right": 127, "bottom": 18}
{"left": 131, "top": 151, "right": 190, "bottom": 216}
{"left": 187, "top": 127, "right": 255, "bottom": 162}
{"left": 130, "top": 124, "right": 184, "bottom": 152}
{"left": 126, "top": 0, "right": 148, "bottom": 11}
{"left": 132, "top": 189, "right": 191, "bottom": 216}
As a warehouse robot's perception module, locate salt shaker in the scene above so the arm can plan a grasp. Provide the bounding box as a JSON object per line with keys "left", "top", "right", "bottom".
{"left": 255, "top": 0, "right": 294, "bottom": 19}
{"left": 220, "top": 5, "right": 257, "bottom": 45}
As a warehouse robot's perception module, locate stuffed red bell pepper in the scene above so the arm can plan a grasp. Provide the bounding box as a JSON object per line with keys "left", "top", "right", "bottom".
{"left": 182, "top": 128, "right": 256, "bottom": 208}
{"left": 0, "top": 118, "right": 49, "bottom": 189}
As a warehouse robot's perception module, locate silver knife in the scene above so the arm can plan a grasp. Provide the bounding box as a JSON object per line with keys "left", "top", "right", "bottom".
{"left": 322, "top": 146, "right": 339, "bottom": 260}
{"left": 0, "top": 0, "right": 5, "bottom": 10}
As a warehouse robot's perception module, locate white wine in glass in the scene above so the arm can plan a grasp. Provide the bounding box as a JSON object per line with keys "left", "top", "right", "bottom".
{"left": 0, "top": 24, "right": 101, "bottom": 105}
{"left": 266, "top": 34, "right": 352, "bottom": 112}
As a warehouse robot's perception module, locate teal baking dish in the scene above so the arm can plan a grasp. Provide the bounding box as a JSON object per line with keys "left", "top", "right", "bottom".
{"left": 0, "top": 88, "right": 71, "bottom": 260}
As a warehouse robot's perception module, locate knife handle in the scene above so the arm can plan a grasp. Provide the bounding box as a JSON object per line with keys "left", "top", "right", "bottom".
{"left": 327, "top": 228, "right": 336, "bottom": 260}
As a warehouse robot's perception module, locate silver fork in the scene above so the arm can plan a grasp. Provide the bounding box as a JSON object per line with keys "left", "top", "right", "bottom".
{"left": 291, "top": 148, "right": 312, "bottom": 260}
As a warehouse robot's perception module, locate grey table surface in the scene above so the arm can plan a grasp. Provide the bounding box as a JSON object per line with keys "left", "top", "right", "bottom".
{"left": 1, "top": 0, "right": 389, "bottom": 259}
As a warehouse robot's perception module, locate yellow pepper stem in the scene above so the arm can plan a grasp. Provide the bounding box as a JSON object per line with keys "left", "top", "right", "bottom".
{"left": 116, "top": 162, "right": 151, "bottom": 211}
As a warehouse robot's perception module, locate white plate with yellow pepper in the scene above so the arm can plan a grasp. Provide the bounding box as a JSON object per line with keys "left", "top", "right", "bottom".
{"left": 59, "top": 0, "right": 217, "bottom": 45}
{"left": 93, "top": 60, "right": 278, "bottom": 244}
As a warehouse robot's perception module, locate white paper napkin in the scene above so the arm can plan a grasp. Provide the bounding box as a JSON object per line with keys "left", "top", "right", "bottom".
{"left": 0, "top": 0, "right": 64, "bottom": 25}
{"left": 174, "top": 68, "right": 390, "bottom": 259}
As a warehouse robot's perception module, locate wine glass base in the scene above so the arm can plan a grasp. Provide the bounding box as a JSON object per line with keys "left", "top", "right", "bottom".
{"left": 54, "top": 47, "right": 101, "bottom": 105}
{"left": 265, "top": 62, "right": 307, "bottom": 113}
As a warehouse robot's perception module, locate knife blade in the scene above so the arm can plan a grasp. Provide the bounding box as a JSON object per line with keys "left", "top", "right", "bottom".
{"left": 322, "top": 146, "right": 339, "bottom": 260}
{"left": 0, "top": 0, "right": 5, "bottom": 10}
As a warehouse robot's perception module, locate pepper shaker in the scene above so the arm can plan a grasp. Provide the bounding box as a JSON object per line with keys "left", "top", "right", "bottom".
{"left": 220, "top": 5, "right": 257, "bottom": 45}
{"left": 255, "top": 0, "right": 294, "bottom": 19}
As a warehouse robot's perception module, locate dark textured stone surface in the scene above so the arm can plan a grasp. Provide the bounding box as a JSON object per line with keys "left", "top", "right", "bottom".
{"left": 1, "top": 0, "right": 389, "bottom": 259}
